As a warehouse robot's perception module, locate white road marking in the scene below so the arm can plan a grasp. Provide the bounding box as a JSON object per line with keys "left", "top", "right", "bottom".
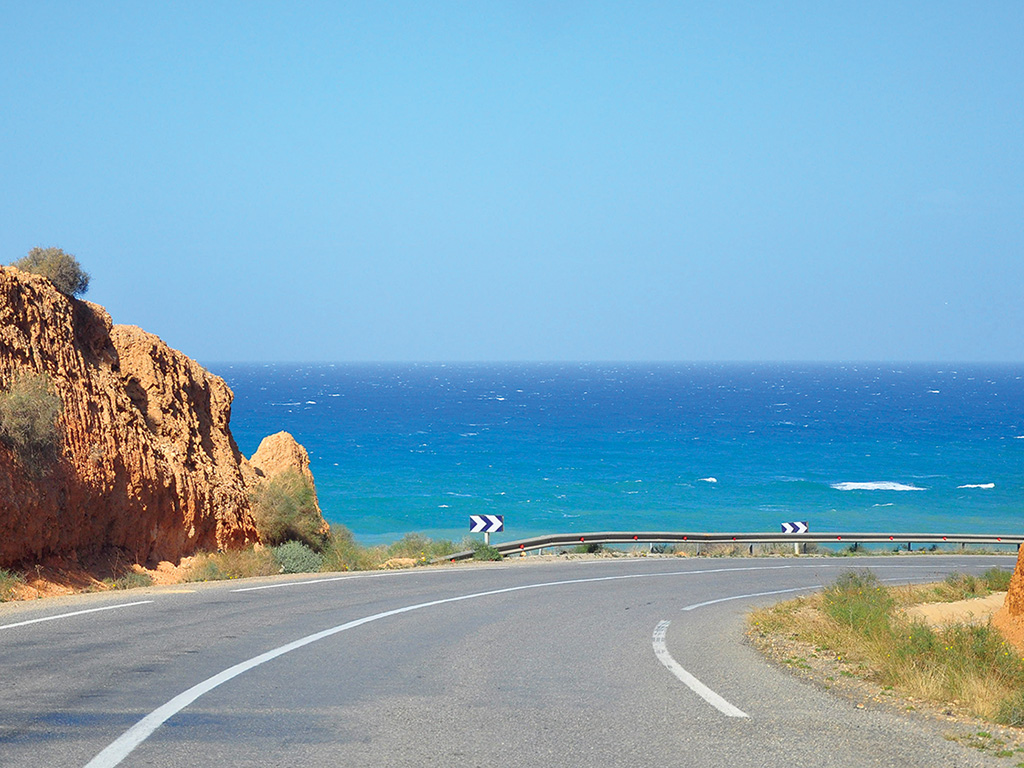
{"left": 0, "top": 601, "right": 153, "bottom": 631}
{"left": 83, "top": 558, "right": 1010, "bottom": 767}
{"left": 230, "top": 567, "right": 459, "bottom": 592}
{"left": 682, "top": 586, "right": 821, "bottom": 611}
{"left": 652, "top": 620, "right": 748, "bottom": 718}
{"left": 232, "top": 574, "right": 364, "bottom": 592}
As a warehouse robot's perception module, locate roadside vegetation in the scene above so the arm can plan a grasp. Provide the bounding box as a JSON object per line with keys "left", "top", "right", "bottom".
{"left": 250, "top": 469, "right": 328, "bottom": 552}
{"left": 186, "top": 527, "right": 479, "bottom": 582}
{"left": 0, "top": 569, "right": 24, "bottom": 601}
{"left": 0, "top": 372, "right": 62, "bottom": 474}
{"left": 749, "top": 569, "right": 1024, "bottom": 726}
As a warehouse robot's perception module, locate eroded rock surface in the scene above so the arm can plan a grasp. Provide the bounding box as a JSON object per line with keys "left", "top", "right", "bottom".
{"left": 0, "top": 266, "right": 323, "bottom": 568}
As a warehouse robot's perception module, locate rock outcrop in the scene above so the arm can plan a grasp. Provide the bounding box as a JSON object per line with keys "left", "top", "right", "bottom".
{"left": 994, "top": 547, "right": 1024, "bottom": 649}
{"left": 0, "top": 265, "right": 324, "bottom": 568}
{"left": 250, "top": 430, "right": 329, "bottom": 539}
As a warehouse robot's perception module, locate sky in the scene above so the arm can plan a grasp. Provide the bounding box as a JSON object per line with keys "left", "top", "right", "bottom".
{"left": 1, "top": 2, "right": 1022, "bottom": 363}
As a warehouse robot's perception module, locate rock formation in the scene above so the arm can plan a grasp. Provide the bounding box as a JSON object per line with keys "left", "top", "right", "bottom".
{"left": 250, "top": 430, "right": 330, "bottom": 540}
{"left": 994, "top": 547, "right": 1024, "bottom": 648}
{"left": 0, "top": 265, "right": 325, "bottom": 569}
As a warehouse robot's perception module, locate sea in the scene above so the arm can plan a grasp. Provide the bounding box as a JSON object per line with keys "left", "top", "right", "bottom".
{"left": 207, "top": 363, "right": 1024, "bottom": 547}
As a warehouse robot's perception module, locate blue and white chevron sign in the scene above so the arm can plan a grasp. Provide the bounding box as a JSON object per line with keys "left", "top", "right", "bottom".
{"left": 469, "top": 514, "right": 504, "bottom": 534}
{"left": 781, "top": 521, "right": 809, "bottom": 534}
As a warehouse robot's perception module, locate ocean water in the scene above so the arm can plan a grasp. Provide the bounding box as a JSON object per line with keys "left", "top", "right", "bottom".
{"left": 209, "top": 363, "right": 1024, "bottom": 546}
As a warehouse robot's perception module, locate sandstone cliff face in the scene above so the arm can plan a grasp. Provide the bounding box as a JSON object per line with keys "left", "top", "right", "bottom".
{"left": 0, "top": 266, "right": 323, "bottom": 568}
{"left": 994, "top": 547, "right": 1024, "bottom": 648}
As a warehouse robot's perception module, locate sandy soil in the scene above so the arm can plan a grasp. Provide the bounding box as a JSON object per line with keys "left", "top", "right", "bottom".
{"left": 903, "top": 592, "right": 1007, "bottom": 628}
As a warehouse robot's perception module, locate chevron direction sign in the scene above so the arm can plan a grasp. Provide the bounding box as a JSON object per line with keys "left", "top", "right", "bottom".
{"left": 469, "top": 514, "right": 504, "bottom": 534}
{"left": 781, "top": 521, "right": 809, "bottom": 534}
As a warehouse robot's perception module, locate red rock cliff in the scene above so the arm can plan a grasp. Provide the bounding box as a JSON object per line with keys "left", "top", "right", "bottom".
{"left": 0, "top": 266, "right": 322, "bottom": 568}
{"left": 994, "top": 547, "right": 1024, "bottom": 648}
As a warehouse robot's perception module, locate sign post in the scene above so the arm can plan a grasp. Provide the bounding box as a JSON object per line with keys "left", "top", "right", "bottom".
{"left": 781, "top": 521, "right": 809, "bottom": 555}
{"left": 469, "top": 514, "right": 504, "bottom": 545}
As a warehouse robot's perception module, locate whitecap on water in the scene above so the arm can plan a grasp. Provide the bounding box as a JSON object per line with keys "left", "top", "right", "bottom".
{"left": 957, "top": 483, "right": 995, "bottom": 489}
{"left": 697, "top": 477, "right": 718, "bottom": 483}
{"left": 832, "top": 481, "right": 926, "bottom": 491}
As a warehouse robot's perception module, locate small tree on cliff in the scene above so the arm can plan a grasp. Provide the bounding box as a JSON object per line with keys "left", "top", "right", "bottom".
{"left": 11, "top": 247, "right": 90, "bottom": 297}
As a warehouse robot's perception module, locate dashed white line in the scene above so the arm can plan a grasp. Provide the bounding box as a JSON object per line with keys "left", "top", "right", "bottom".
{"left": 652, "top": 620, "right": 748, "bottom": 718}
{"left": 0, "top": 601, "right": 154, "bottom": 631}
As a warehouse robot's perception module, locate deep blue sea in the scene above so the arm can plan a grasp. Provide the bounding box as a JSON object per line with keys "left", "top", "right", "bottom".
{"left": 208, "top": 363, "right": 1024, "bottom": 546}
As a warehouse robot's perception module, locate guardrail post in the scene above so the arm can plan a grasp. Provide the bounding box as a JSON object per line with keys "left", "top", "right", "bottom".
{"left": 907, "top": 541, "right": 912, "bottom": 552}
{"left": 794, "top": 542, "right": 799, "bottom": 556}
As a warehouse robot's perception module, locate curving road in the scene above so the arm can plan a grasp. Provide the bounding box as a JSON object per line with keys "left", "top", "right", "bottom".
{"left": 0, "top": 554, "right": 1018, "bottom": 767}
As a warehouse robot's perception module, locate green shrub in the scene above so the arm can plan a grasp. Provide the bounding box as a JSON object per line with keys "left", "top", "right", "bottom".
{"left": 252, "top": 470, "right": 326, "bottom": 552}
{"left": 387, "top": 533, "right": 459, "bottom": 563}
{"left": 0, "top": 569, "right": 23, "bottom": 601}
{"left": 0, "top": 372, "right": 62, "bottom": 472}
{"left": 11, "top": 247, "right": 90, "bottom": 296}
{"left": 573, "top": 542, "right": 603, "bottom": 554}
{"left": 822, "top": 570, "right": 894, "bottom": 636}
{"left": 472, "top": 541, "right": 503, "bottom": 561}
{"left": 997, "top": 690, "right": 1024, "bottom": 727}
{"left": 186, "top": 548, "right": 277, "bottom": 581}
{"left": 984, "top": 567, "right": 1013, "bottom": 592}
{"left": 320, "top": 525, "right": 385, "bottom": 571}
{"left": 113, "top": 571, "right": 153, "bottom": 590}
{"left": 272, "top": 541, "right": 323, "bottom": 573}
{"left": 941, "top": 572, "right": 984, "bottom": 600}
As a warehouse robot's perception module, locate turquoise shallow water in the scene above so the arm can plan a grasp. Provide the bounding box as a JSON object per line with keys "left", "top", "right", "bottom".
{"left": 209, "top": 363, "right": 1024, "bottom": 546}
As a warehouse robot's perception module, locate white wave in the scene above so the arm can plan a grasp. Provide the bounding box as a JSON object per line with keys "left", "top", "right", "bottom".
{"left": 957, "top": 483, "right": 995, "bottom": 489}
{"left": 873, "top": 503, "right": 895, "bottom": 507}
{"left": 832, "top": 481, "right": 926, "bottom": 492}
{"left": 698, "top": 477, "right": 718, "bottom": 484}
{"left": 305, "top": 400, "right": 317, "bottom": 405}
{"left": 438, "top": 504, "right": 450, "bottom": 508}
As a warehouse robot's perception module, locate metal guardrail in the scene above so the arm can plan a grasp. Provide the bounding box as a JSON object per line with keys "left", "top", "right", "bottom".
{"left": 438, "top": 531, "right": 1024, "bottom": 562}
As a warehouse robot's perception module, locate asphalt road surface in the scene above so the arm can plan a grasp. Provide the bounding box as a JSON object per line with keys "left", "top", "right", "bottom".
{"left": 0, "top": 554, "right": 1018, "bottom": 767}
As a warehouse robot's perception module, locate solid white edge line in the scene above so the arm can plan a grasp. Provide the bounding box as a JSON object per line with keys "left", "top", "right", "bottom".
{"left": 83, "top": 558, "right": 1009, "bottom": 767}
{"left": 652, "top": 621, "right": 748, "bottom": 718}
{"left": 0, "top": 601, "right": 154, "bottom": 631}
{"left": 682, "top": 585, "right": 822, "bottom": 612}
{"left": 231, "top": 575, "right": 364, "bottom": 592}
{"left": 83, "top": 574, "right": 643, "bottom": 768}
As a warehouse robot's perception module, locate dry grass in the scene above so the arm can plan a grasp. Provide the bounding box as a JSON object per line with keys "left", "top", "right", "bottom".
{"left": 185, "top": 548, "right": 278, "bottom": 582}
{"left": 749, "top": 569, "right": 1024, "bottom": 724}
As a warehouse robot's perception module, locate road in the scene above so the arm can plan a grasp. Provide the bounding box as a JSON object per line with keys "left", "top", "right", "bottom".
{"left": 0, "top": 554, "right": 1018, "bottom": 767}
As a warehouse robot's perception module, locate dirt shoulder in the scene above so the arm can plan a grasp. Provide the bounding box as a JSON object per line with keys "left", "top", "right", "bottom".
{"left": 747, "top": 591, "right": 1024, "bottom": 762}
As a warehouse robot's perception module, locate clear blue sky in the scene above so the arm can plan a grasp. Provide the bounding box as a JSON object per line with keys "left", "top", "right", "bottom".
{"left": 2, "top": 2, "right": 1021, "bottom": 362}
